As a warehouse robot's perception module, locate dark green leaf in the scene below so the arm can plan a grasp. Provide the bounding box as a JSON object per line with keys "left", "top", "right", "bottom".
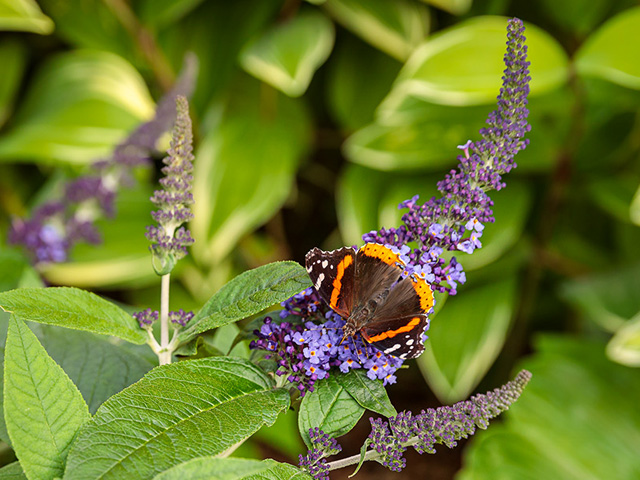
{"left": 417, "top": 278, "right": 518, "bottom": 403}
{"left": 0, "top": 0, "right": 53, "bottom": 34}
{"left": 240, "top": 10, "right": 335, "bottom": 97}
{"left": 326, "top": 35, "right": 402, "bottom": 130}
{"left": 136, "top": 0, "right": 206, "bottom": 28}
{"left": 336, "top": 370, "right": 396, "bottom": 417}
{"left": 153, "top": 457, "right": 311, "bottom": 480}
{"left": 560, "top": 262, "right": 640, "bottom": 332}
{"left": 575, "top": 7, "right": 640, "bottom": 89}
{"left": 459, "top": 336, "right": 640, "bottom": 480}
{"left": 4, "top": 316, "right": 90, "bottom": 480}
{"left": 324, "top": 0, "right": 429, "bottom": 60}
{"left": 65, "top": 357, "right": 290, "bottom": 479}
{"left": 298, "top": 375, "right": 365, "bottom": 448}
{"left": 0, "top": 50, "right": 154, "bottom": 165}
{"left": 179, "top": 261, "right": 311, "bottom": 343}
{"left": 0, "top": 287, "right": 147, "bottom": 344}
{"left": 0, "top": 40, "right": 27, "bottom": 128}
{"left": 419, "top": 0, "right": 471, "bottom": 15}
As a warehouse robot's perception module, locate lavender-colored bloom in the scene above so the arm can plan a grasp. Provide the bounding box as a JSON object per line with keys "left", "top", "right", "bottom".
{"left": 169, "top": 309, "right": 194, "bottom": 327}
{"left": 133, "top": 308, "right": 159, "bottom": 328}
{"left": 366, "top": 370, "right": 532, "bottom": 471}
{"left": 8, "top": 57, "right": 197, "bottom": 265}
{"left": 145, "top": 96, "right": 195, "bottom": 275}
{"left": 298, "top": 427, "right": 342, "bottom": 480}
{"left": 363, "top": 18, "right": 530, "bottom": 295}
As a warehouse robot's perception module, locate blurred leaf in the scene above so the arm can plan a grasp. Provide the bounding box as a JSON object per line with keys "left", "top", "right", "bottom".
{"left": 324, "top": 0, "right": 429, "bottom": 61}
{"left": 607, "top": 312, "right": 640, "bottom": 367}
{"left": 137, "top": 0, "right": 207, "bottom": 29}
{"left": 419, "top": 0, "right": 472, "bottom": 15}
{"left": 159, "top": 0, "right": 281, "bottom": 114}
{"left": 38, "top": 0, "right": 138, "bottom": 64}
{"left": 326, "top": 34, "right": 402, "bottom": 130}
{"left": 0, "top": 0, "right": 53, "bottom": 34}
{"left": 418, "top": 278, "right": 517, "bottom": 403}
{"left": 29, "top": 323, "right": 155, "bottom": 413}
{"left": 41, "top": 184, "right": 157, "bottom": 288}
{"left": 298, "top": 375, "right": 365, "bottom": 448}
{"left": 191, "top": 77, "right": 311, "bottom": 265}
{"left": 240, "top": 10, "right": 335, "bottom": 97}
{"left": 0, "top": 287, "right": 147, "bottom": 344}
{"left": 0, "top": 50, "right": 154, "bottom": 165}
{"left": 379, "top": 16, "right": 568, "bottom": 110}
{"left": 4, "top": 316, "right": 90, "bottom": 480}
{"left": 153, "top": 457, "right": 311, "bottom": 480}
{"left": 588, "top": 175, "right": 639, "bottom": 223}
{"left": 458, "top": 336, "right": 640, "bottom": 480}
{"left": 630, "top": 182, "right": 640, "bottom": 226}
{"left": 179, "top": 261, "right": 311, "bottom": 343}
{"left": 538, "top": 0, "right": 611, "bottom": 36}
{"left": 0, "top": 249, "right": 30, "bottom": 292}
{"left": 560, "top": 263, "right": 640, "bottom": 333}
{"left": 575, "top": 7, "right": 640, "bottom": 89}
{"left": 0, "top": 462, "right": 26, "bottom": 479}
{"left": 335, "top": 370, "right": 397, "bottom": 417}
{"left": 65, "top": 357, "right": 289, "bottom": 479}
{"left": 0, "top": 40, "right": 27, "bottom": 128}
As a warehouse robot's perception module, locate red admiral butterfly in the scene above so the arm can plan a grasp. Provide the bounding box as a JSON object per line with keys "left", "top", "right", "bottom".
{"left": 305, "top": 243, "right": 435, "bottom": 359}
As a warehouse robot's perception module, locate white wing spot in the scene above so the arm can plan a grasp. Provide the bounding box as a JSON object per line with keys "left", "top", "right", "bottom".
{"left": 384, "top": 343, "right": 401, "bottom": 354}
{"left": 322, "top": 260, "right": 328, "bottom": 268}
{"left": 314, "top": 273, "right": 325, "bottom": 290}
{"left": 406, "top": 339, "right": 414, "bottom": 346}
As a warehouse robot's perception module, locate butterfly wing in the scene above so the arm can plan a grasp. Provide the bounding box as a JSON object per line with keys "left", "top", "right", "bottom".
{"left": 353, "top": 244, "right": 406, "bottom": 310}
{"left": 305, "top": 246, "right": 356, "bottom": 318}
{"left": 360, "top": 314, "right": 429, "bottom": 359}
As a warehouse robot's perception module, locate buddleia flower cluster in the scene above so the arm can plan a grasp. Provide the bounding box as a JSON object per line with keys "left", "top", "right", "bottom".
{"left": 145, "top": 95, "right": 195, "bottom": 275}
{"left": 250, "top": 310, "right": 403, "bottom": 396}
{"left": 8, "top": 57, "right": 196, "bottom": 265}
{"left": 363, "top": 18, "right": 530, "bottom": 295}
{"left": 250, "top": 18, "right": 531, "bottom": 394}
{"left": 299, "top": 370, "right": 532, "bottom": 478}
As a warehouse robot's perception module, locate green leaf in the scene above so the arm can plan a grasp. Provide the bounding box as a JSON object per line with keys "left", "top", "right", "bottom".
{"left": 587, "top": 175, "right": 639, "bottom": 223}
{"left": 537, "top": 0, "right": 611, "bottom": 36}
{"left": 326, "top": 35, "right": 402, "bottom": 130}
{"left": 298, "top": 375, "right": 365, "bottom": 448}
{"left": 254, "top": 408, "right": 305, "bottom": 460}
{"left": 575, "top": 7, "right": 640, "bottom": 90}
{"left": 0, "top": 0, "right": 53, "bottom": 34}
{"left": 379, "top": 16, "right": 568, "bottom": 110}
{"left": 0, "top": 462, "right": 27, "bottom": 479}
{"left": 458, "top": 336, "right": 640, "bottom": 480}
{"left": 0, "top": 50, "right": 154, "bottom": 165}
{"left": 632, "top": 183, "right": 640, "bottom": 226}
{"left": 4, "top": 316, "right": 90, "bottom": 480}
{"left": 30, "top": 324, "right": 155, "bottom": 413}
{"left": 0, "top": 287, "right": 147, "bottom": 344}
{"left": 607, "top": 312, "right": 640, "bottom": 367}
{"left": 0, "top": 40, "right": 27, "bottom": 128}
{"left": 560, "top": 263, "right": 640, "bottom": 333}
{"left": 335, "top": 370, "right": 397, "bottom": 417}
{"left": 153, "top": 457, "right": 311, "bottom": 480}
{"left": 240, "top": 10, "right": 335, "bottom": 97}
{"left": 417, "top": 278, "right": 518, "bottom": 403}
{"left": 37, "top": 0, "right": 138, "bottom": 64}
{"left": 179, "top": 261, "right": 311, "bottom": 343}
{"left": 64, "top": 357, "right": 290, "bottom": 479}
{"left": 191, "top": 76, "right": 311, "bottom": 265}
{"left": 324, "top": 0, "right": 429, "bottom": 61}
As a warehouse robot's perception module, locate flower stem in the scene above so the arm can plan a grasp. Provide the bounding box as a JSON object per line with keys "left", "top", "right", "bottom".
{"left": 159, "top": 273, "right": 171, "bottom": 365}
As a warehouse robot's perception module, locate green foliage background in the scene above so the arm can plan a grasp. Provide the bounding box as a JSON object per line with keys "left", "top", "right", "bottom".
{"left": 0, "top": 0, "right": 639, "bottom": 478}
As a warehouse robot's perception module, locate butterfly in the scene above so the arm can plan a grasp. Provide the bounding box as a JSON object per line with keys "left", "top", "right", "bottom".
{"left": 305, "top": 243, "right": 434, "bottom": 359}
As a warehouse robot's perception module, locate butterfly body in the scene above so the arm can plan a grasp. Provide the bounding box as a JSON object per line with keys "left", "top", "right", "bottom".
{"left": 305, "top": 243, "right": 435, "bottom": 359}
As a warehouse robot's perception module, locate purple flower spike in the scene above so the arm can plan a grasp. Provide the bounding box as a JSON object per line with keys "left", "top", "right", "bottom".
{"left": 299, "top": 428, "right": 342, "bottom": 480}
{"left": 146, "top": 96, "right": 195, "bottom": 275}
{"left": 133, "top": 308, "right": 159, "bottom": 329}
{"left": 362, "top": 18, "right": 530, "bottom": 295}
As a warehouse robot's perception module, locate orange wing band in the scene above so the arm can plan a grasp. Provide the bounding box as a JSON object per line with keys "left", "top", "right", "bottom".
{"left": 364, "top": 316, "right": 422, "bottom": 343}
{"left": 330, "top": 254, "right": 353, "bottom": 309}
